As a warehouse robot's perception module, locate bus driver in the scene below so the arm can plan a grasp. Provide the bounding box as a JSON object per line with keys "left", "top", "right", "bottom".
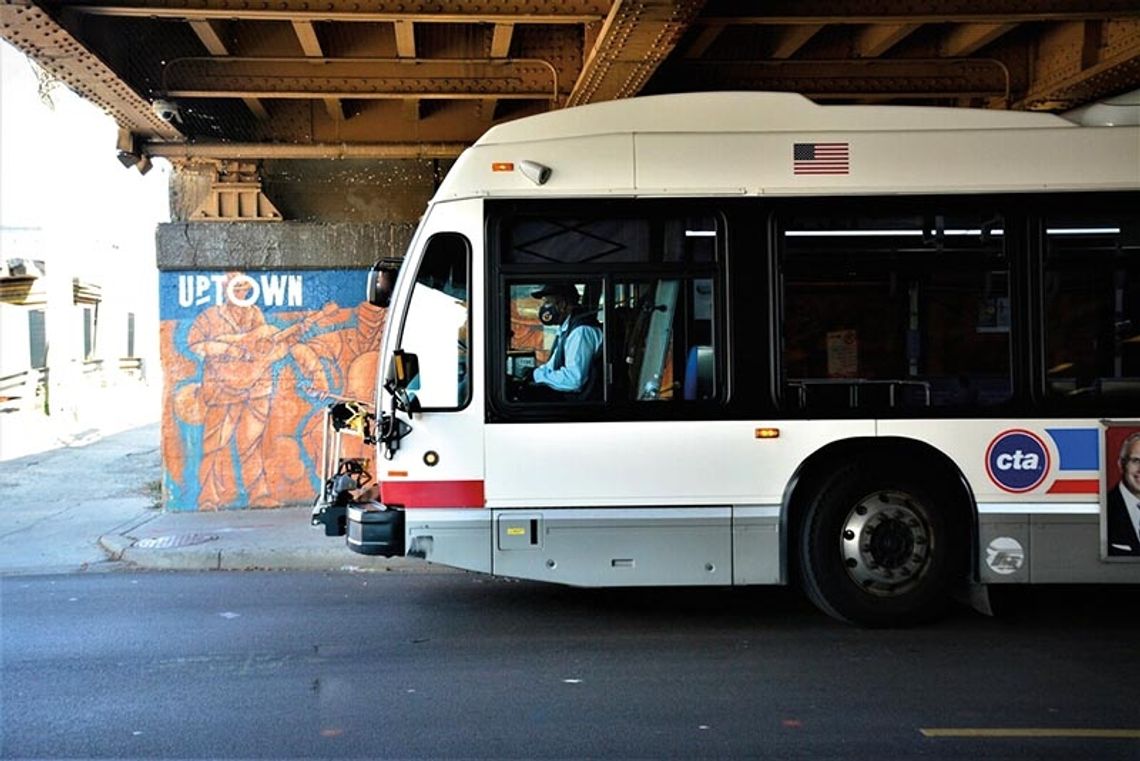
{"left": 516, "top": 283, "right": 603, "bottom": 400}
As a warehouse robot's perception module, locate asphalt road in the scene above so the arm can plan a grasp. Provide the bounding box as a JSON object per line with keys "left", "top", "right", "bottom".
{"left": 3, "top": 572, "right": 1138, "bottom": 760}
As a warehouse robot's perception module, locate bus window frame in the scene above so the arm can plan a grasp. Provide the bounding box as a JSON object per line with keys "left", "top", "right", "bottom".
{"left": 1035, "top": 193, "right": 1140, "bottom": 417}
{"left": 393, "top": 231, "right": 474, "bottom": 413}
{"left": 486, "top": 199, "right": 732, "bottom": 423}
{"left": 769, "top": 194, "right": 1022, "bottom": 419}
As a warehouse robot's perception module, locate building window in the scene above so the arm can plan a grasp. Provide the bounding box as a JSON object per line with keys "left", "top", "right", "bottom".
{"left": 82, "top": 305, "right": 98, "bottom": 360}
{"left": 28, "top": 309, "right": 46, "bottom": 369}
{"left": 127, "top": 312, "right": 136, "bottom": 358}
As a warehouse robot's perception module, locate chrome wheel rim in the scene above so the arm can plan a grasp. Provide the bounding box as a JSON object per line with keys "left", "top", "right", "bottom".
{"left": 840, "top": 490, "right": 933, "bottom": 597}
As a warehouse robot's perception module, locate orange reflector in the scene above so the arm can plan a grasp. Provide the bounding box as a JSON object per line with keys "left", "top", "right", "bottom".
{"left": 755, "top": 428, "right": 780, "bottom": 439}
{"left": 491, "top": 162, "right": 514, "bottom": 172}
{"left": 387, "top": 470, "right": 409, "bottom": 478}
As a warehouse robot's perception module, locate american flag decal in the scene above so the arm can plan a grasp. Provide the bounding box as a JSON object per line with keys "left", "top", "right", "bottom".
{"left": 793, "top": 142, "right": 850, "bottom": 175}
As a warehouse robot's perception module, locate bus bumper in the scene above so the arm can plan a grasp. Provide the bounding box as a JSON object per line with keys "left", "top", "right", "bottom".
{"left": 346, "top": 502, "right": 406, "bottom": 557}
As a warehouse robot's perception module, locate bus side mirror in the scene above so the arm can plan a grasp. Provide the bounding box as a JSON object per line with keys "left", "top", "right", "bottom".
{"left": 367, "top": 258, "right": 402, "bottom": 308}
{"left": 385, "top": 349, "right": 421, "bottom": 413}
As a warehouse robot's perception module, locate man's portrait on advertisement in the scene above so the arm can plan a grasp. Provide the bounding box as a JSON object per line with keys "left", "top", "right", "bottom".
{"left": 1103, "top": 425, "right": 1140, "bottom": 558}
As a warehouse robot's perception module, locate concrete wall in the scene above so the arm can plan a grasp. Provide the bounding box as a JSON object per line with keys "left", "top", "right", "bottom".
{"left": 156, "top": 221, "right": 416, "bottom": 270}
{"left": 157, "top": 158, "right": 440, "bottom": 510}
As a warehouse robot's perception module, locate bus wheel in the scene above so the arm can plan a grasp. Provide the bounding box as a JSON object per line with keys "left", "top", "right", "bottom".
{"left": 798, "top": 462, "right": 961, "bottom": 627}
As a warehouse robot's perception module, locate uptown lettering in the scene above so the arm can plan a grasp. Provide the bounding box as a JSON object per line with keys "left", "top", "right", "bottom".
{"left": 178, "top": 274, "right": 303, "bottom": 308}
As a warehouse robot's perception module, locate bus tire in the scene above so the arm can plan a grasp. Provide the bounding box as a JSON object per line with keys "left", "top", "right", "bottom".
{"left": 797, "top": 460, "right": 963, "bottom": 627}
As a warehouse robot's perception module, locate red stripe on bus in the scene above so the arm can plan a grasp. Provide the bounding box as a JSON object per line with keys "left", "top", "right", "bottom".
{"left": 381, "top": 480, "right": 485, "bottom": 508}
{"left": 1046, "top": 479, "right": 1099, "bottom": 494}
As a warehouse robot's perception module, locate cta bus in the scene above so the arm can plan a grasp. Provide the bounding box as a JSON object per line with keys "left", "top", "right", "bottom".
{"left": 314, "top": 92, "right": 1140, "bottom": 626}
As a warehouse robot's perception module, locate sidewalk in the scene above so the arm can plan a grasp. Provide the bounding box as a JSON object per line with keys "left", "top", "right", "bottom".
{"left": 98, "top": 503, "right": 434, "bottom": 574}
{"left": 0, "top": 411, "right": 439, "bottom": 576}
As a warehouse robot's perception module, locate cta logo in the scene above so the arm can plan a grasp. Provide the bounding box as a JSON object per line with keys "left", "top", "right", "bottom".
{"left": 985, "top": 429, "right": 1051, "bottom": 493}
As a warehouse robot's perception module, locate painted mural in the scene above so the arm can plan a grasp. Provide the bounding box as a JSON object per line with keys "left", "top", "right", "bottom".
{"left": 160, "top": 270, "right": 384, "bottom": 510}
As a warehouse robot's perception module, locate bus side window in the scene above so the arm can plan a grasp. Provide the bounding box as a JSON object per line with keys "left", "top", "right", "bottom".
{"left": 779, "top": 209, "right": 1011, "bottom": 412}
{"left": 505, "top": 280, "right": 604, "bottom": 402}
{"left": 615, "top": 278, "right": 716, "bottom": 401}
{"left": 496, "top": 210, "right": 722, "bottom": 409}
{"left": 1044, "top": 211, "right": 1140, "bottom": 405}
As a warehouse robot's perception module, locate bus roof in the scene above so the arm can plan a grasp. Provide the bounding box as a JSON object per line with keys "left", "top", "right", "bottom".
{"left": 436, "top": 92, "right": 1138, "bottom": 201}
{"left": 476, "top": 92, "right": 1074, "bottom": 145}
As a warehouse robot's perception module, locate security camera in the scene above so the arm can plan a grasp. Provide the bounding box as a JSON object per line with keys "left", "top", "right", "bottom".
{"left": 518, "top": 160, "right": 551, "bottom": 186}
{"left": 152, "top": 99, "right": 182, "bottom": 123}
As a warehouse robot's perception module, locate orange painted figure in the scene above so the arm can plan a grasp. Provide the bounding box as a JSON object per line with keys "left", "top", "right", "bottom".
{"left": 184, "top": 276, "right": 339, "bottom": 509}
{"left": 290, "top": 302, "right": 388, "bottom": 466}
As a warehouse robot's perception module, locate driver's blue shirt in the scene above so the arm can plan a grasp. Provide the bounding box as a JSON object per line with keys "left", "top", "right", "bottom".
{"left": 532, "top": 317, "right": 602, "bottom": 392}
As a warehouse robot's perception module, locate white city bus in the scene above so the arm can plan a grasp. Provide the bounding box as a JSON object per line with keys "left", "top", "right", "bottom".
{"left": 315, "top": 92, "right": 1140, "bottom": 626}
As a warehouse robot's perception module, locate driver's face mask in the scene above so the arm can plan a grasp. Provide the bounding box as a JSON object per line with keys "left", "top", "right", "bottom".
{"left": 538, "top": 299, "right": 564, "bottom": 326}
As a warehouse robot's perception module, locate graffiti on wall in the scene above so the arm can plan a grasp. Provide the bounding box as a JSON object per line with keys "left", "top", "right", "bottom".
{"left": 160, "top": 270, "right": 384, "bottom": 510}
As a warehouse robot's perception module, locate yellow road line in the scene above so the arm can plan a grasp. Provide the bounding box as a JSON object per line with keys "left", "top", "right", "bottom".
{"left": 921, "top": 728, "right": 1140, "bottom": 739}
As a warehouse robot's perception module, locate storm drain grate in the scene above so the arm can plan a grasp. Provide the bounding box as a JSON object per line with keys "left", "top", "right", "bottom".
{"left": 134, "top": 533, "right": 219, "bottom": 549}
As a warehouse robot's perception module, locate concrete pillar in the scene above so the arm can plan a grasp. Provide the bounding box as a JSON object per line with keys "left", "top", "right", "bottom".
{"left": 156, "top": 159, "right": 442, "bottom": 510}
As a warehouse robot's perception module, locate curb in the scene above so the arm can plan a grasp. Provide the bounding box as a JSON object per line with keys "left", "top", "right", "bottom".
{"left": 97, "top": 534, "right": 135, "bottom": 561}
{"left": 97, "top": 533, "right": 457, "bottom": 574}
